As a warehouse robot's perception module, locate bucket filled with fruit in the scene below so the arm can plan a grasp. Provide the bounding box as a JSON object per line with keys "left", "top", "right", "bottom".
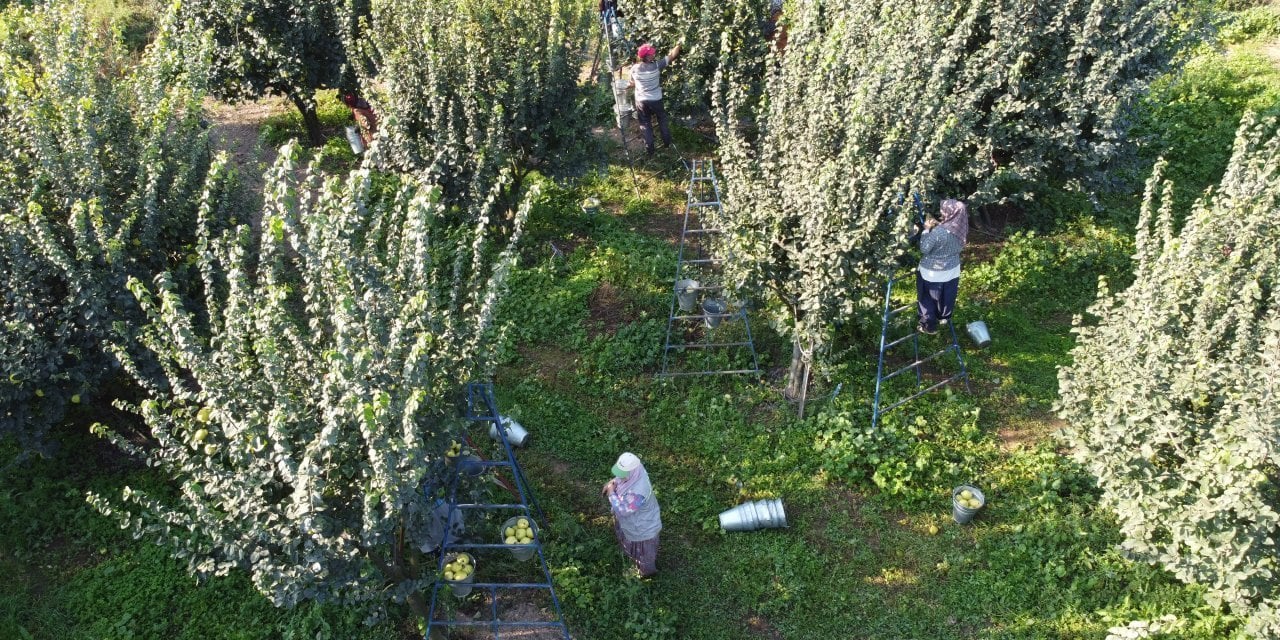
{"left": 441, "top": 552, "right": 476, "bottom": 597}
{"left": 952, "top": 485, "right": 985, "bottom": 524}
{"left": 500, "top": 516, "right": 538, "bottom": 561}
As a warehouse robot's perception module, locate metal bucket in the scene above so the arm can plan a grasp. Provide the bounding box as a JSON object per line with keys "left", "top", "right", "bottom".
{"left": 702, "top": 299, "right": 727, "bottom": 329}
{"left": 489, "top": 416, "right": 529, "bottom": 447}
{"left": 442, "top": 552, "right": 475, "bottom": 597}
{"left": 952, "top": 485, "right": 985, "bottom": 524}
{"left": 500, "top": 516, "right": 538, "bottom": 561}
{"left": 581, "top": 197, "right": 600, "bottom": 216}
{"left": 458, "top": 454, "right": 485, "bottom": 477}
{"left": 675, "top": 279, "right": 699, "bottom": 312}
{"left": 719, "top": 498, "right": 787, "bottom": 531}
{"left": 966, "top": 320, "right": 991, "bottom": 348}
{"left": 344, "top": 126, "right": 365, "bottom": 155}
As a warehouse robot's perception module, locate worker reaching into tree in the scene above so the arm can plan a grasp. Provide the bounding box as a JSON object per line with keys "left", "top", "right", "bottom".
{"left": 914, "top": 199, "right": 969, "bottom": 335}
{"left": 342, "top": 92, "right": 378, "bottom": 146}
{"left": 628, "top": 41, "right": 682, "bottom": 157}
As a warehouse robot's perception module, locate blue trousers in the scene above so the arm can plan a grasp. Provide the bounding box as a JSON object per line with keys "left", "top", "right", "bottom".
{"left": 636, "top": 99, "right": 672, "bottom": 154}
{"left": 917, "top": 273, "right": 959, "bottom": 332}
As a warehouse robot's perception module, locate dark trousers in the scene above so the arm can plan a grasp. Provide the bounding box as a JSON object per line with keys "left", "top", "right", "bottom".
{"left": 636, "top": 99, "right": 672, "bottom": 154}
{"left": 917, "top": 272, "right": 959, "bottom": 332}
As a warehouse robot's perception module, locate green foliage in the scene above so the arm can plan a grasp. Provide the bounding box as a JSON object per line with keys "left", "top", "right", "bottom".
{"left": 966, "top": 222, "right": 1135, "bottom": 317}
{"left": 1221, "top": 4, "right": 1280, "bottom": 43}
{"left": 712, "top": 0, "right": 1192, "bottom": 357}
{"left": 89, "top": 141, "right": 534, "bottom": 613}
{"left": 258, "top": 90, "right": 356, "bottom": 147}
{"left": 622, "top": 0, "right": 769, "bottom": 114}
{"left": 0, "top": 2, "right": 225, "bottom": 453}
{"left": 182, "top": 0, "right": 353, "bottom": 144}
{"left": 1058, "top": 115, "right": 1280, "bottom": 637}
{"left": 813, "top": 400, "right": 998, "bottom": 505}
{"left": 1137, "top": 44, "right": 1280, "bottom": 212}
{"left": 360, "top": 0, "right": 593, "bottom": 203}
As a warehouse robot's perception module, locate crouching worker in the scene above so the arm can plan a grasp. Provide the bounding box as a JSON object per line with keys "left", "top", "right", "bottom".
{"left": 602, "top": 452, "right": 662, "bottom": 576}
{"left": 916, "top": 198, "right": 969, "bottom": 335}
{"left": 629, "top": 42, "right": 681, "bottom": 156}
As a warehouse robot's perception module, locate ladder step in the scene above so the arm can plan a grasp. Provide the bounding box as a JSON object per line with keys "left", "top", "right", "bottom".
{"left": 879, "top": 373, "right": 968, "bottom": 414}
{"left": 683, "top": 228, "right": 724, "bottom": 234}
{"left": 883, "top": 332, "right": 917, "bottom": 350}
{"left": 887, "top": 304, "right": 914, "bottom": 317}
{"left": 880, "top": 348, "right": 955, "bottom": 382}
{"left": 656, "top": 368, "right": 759, "bottom": 377}
{"left": 665, "top": 340, "right": 753, "bottom": 349}
{"left": 451, "top": 503, "right": 531, "bottom": 510}
{"left": 683, "top": 258, "right": 722, "bottom": 265}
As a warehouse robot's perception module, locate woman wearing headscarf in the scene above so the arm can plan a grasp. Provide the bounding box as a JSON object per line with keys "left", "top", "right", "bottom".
{"left": 916, "top": 199, "right": 969, "bottom": 335}
{"left": 602, "top": 452, "right": 662, "bottom": 576}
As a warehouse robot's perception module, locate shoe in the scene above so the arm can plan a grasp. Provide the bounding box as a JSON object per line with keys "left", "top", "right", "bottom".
{"left": 917, "top": 323, "right": 937, "bottom": 335}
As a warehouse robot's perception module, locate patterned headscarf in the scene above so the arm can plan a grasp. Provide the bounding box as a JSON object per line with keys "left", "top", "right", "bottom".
{"left": 939, "top": 199, "right": 969, "bottom": 246}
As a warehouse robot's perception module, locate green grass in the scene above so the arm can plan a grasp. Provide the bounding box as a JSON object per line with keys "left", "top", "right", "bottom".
{"left": 480, "top": 155, "right": 1246, "bottom": 638}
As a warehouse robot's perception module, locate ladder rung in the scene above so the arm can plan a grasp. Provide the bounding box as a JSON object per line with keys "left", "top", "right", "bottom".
{"left": 656, "top": 368, "right": 759, "bottom": 377}
{"left": 683, "top": 228, "right": 723, "bottom": 234}
{"left": 683, "top": 258, "right": 721, "bottom": 265}
{"left": 881, "top": 348, "right": 956, "bottom": 381}
{"left": 887, "top": 304, "right": 914, "bottom": 317}
{"left": 451, "top": 503, "right": 531, "bottom": 510}
{"left": 883, "top": 332, "right": 917, "bottom": 350}
{"left": 672, "top": 284, "right": 723, "bottom": 292}
{"left": 665, "top": 340, "right": 753, "bottom": 349}
{"left": 880, "top": 374, "right": 967, "bottom": 414}
{"left": 437, "top": 582, "right": 554, "bottom": 590}
{"left": 444, "top": 542, "right": 546, "bottom": 550}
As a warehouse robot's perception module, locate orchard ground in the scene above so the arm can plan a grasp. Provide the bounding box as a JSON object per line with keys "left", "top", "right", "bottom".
{"left": 3, "top": 6, "right": 1280, "bottom": 640}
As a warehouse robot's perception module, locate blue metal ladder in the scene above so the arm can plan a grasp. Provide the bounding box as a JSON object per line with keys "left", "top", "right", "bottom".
{"left": 658, "top": 159, "right": 761, "bottom": 377}
{"left": 424, "top": 383, "right": 570, "bottom": 639}
{"left": 870, "top": 269, "right": 972, "bottom": 431}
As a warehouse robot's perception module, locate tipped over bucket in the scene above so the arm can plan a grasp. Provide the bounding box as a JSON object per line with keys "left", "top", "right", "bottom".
{"left": 719, "top": 499, "right": 787, "bottom": 531}
{"left": 966, "top": 321, "right": 991, "bottom": 348}
{"left": 489, "top": 416, "right": 529, "bottom": 447}
{"left": 675, "top": 279, "right": 699, "bottom": 312}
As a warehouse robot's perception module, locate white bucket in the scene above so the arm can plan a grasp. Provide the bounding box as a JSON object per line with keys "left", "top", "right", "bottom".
{"left": 344, "top": 126, "right": 365, "bottom": 155}
{"left": 488, "top": 416, "right": 529, "bottom": 447}
{"left": 719, "top": 499, "right": 787, "bottom": 531}
{"left": 675, "top": 279, "right": 699, "bottom": 312}
{"left": 966, "top": 320, "right": 991, "bottom": 348}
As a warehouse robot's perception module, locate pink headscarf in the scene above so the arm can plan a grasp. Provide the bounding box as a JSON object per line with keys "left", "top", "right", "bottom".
{"left": 939, "top": 199, "right": 969, "bottom": 246}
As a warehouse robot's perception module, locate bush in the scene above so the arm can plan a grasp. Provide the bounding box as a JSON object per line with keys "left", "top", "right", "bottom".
{"left": 0, "top": 3, "right": 226, "bottom": 454}
{"left": 1058, "top": 115, "right": 1280, "bottom": 637}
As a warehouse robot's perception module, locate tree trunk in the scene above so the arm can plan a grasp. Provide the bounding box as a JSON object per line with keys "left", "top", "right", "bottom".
{"left": 784, "top": 340, "right": 808, "bottom": 402}
{"left": 287, "top": 91, "right": 325, "bottom": 146}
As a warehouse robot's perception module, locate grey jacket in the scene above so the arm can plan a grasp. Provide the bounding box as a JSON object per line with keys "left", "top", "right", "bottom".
{"left": 919, "top": 227, "right": 963, "bottom": 272}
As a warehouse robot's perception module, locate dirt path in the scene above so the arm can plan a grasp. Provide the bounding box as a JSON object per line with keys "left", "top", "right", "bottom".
{"left": 204, "top": 97, "right": 288, "bottom": 234}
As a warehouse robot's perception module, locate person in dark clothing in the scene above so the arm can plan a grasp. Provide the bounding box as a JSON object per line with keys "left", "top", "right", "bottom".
{"left": 599, "top": 0, "right": 623, "bottom": 18}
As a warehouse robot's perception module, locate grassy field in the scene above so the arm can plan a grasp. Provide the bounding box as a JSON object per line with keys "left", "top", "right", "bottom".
{"left": 3, "top": 4, "right": 1279, "bottom": 639}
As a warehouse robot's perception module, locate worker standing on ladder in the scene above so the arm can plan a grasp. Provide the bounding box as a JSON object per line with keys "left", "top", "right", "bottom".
{"left": 915, "top": 199, "right": 969, "bottom": 335}
{"left": 629, "top": 41, "right": 682, "bottom": 157}
{"left": 600, "top": 0, "right": 624, "bottom": 38}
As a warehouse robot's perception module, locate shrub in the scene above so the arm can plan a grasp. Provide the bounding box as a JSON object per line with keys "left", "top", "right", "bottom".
{"left": 1058, "top": 114, "right": 1280, "bottom": 637}
{"left": 0, "top": 3, "right": 224, "bottom": 454}
{"left": 88, "top": 142, "right": 535, "bottom": 620}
